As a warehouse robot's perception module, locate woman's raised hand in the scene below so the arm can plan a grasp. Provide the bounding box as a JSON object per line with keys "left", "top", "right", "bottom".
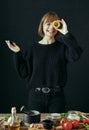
{"left": 5, "top": 40, "right": 20, "bottom": 53}
{"left": 57, "top": 19, "right": 69, "bottom": 35}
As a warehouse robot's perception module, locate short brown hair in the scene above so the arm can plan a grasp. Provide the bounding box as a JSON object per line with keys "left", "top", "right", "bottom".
{"left": 38, "top": 12, "right": 60, "bottom": 37}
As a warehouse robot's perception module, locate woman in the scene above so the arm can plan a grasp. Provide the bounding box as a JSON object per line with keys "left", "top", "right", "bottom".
{"left": 5, "top": 12, "right": 82, "bottom": 113}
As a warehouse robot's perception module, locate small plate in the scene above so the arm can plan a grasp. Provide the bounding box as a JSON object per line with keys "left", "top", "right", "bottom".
{"left": 46, "top": 113, "right": 61, "bottom": 120}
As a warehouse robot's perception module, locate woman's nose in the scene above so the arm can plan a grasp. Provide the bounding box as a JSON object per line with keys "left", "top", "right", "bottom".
{"left": 49, "top": 23, "right": 54, "bottom": 29}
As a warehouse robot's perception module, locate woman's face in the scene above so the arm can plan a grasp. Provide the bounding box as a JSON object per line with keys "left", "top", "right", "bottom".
{"left": 43, "top": 20, "right": 58, "bottom": 38}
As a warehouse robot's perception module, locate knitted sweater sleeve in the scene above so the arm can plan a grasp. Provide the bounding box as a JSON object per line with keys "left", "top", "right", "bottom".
{"left": 56, "top": 33, "right": 83, "bottom": 62}
{"left": 13, "top": 49, "right": 29, "bottom": 79}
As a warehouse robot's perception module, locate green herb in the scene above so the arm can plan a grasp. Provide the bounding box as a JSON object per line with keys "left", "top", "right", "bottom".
{"left": 84, "top": 124, "right": 89, "bottom": 130}
{"left": 3, "top": 115, "right": 10, "bottom": 121}
{"left": 61, "top": 113, "right": 65, "bottom": 118}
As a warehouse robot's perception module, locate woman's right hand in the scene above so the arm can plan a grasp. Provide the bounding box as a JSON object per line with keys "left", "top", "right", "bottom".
{"left": 5, "top": 40, "right": 20, "bottom": 53}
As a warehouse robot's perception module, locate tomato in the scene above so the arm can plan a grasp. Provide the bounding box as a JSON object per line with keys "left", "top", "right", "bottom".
{"left": 60, "top": 117, "right": 67, "bottom": 124}
{"left": 62, "top": 121, "right": 72, "bottom": 130}
{"left": 71, "top": 119, "right": 79, "bottom": 128}
{"left": 82, "top": 118, "right": 89, "bottom": 124}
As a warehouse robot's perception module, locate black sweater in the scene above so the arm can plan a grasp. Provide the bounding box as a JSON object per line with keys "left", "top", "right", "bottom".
{"left": 13, "top": 33, "right": 82, "bottom": 88}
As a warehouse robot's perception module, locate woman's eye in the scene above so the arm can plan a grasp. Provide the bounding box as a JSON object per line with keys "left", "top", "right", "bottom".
{"left": 46, "top": 23, "right": 50, "bottom": 25}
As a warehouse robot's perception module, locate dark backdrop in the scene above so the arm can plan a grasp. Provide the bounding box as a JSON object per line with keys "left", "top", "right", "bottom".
{"left": 0, "top": 0, "right": 89, "bottom": 113}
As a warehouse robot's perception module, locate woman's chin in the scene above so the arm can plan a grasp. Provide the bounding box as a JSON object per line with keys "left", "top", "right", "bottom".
{"left": 46, "top": 33, "right": 56, "bottom": 37}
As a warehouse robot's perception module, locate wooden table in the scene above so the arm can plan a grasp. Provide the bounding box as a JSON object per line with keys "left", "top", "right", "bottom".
{"left": 0, "top": 112, "right": 89, "bottom": 130}
{"left": 0, "top": 113, "right": 49, "bottom": 120}
{"left": 0, "top": 111, "right": 89, "bottom": 120}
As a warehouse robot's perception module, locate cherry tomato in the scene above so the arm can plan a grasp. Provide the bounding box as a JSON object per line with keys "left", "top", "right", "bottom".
{"left": 82, "top": 118, "right": 89, "bottom": 124}
{"left": 60, "top": 117, "right": 67, "bottom": 124}
{"left": 71, "top": 119, "right": 79, "bottom": 128}
{"left": 62, "top": 121, "right": 72, "bottom": 130}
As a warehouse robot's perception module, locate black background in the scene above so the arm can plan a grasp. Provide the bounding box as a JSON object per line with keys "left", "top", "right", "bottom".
{"left": 0, "top": 0, "right": 89, "bottom": 113}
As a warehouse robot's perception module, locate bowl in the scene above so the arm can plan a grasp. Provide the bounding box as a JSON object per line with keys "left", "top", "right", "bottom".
{"left": 67, "top": 111, "right": 80, "bottom": 121}
{"left": 50, "top": 113, "right": 61, "bottom": 120}
{"left": 23, "top": 110, "right": 40, "bottom": 125}
{"left": 42, "top": 119, "right": 53, "bottom": 129}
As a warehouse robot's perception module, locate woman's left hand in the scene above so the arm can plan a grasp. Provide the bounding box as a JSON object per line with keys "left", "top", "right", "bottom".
{"left": 57, "top": 19, "right": 69, "bottom": 35}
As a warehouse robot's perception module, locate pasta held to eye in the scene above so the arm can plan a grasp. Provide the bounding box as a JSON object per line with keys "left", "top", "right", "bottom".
{"left": 52, "top": 20, "right": 61, "bottom": 29}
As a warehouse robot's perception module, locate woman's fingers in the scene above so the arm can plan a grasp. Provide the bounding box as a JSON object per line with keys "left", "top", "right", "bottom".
{"left": 57, "top": 19, "right": 68, "bottom": 35}
{"left": 5, "top": 40, "right": 20, "bottom": 52}
{"left": 5, "top": 40, "right": 14, "bottom": 49}
{"left": 61, "top": 19, "right": 65, "bottom": 23}
{"left": 5, "top": 40, "right": 11, "bottom": 47}
{"left": 13, "top": 42, "right": 17, "bottom": 46}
